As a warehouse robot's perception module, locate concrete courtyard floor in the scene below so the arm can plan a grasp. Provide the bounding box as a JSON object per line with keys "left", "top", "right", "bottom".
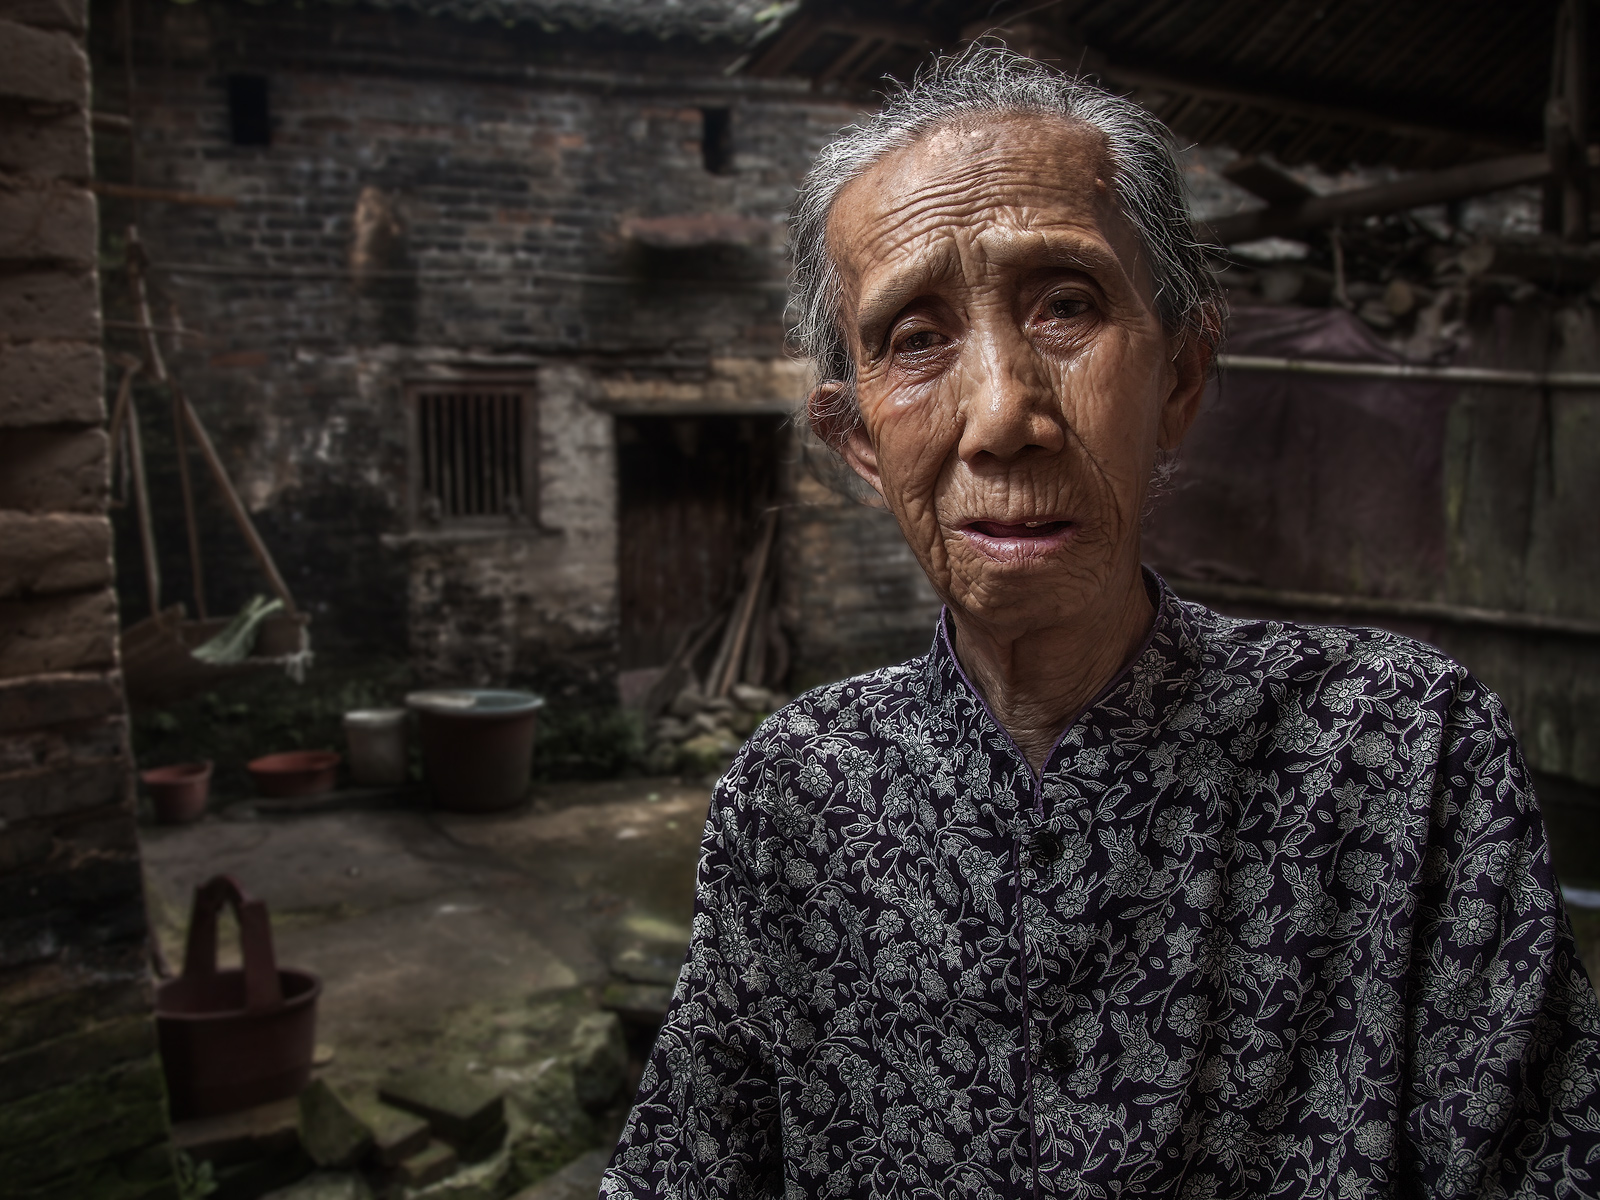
{"left": 139, "top": 777, "right": 709, "bottom": 1198}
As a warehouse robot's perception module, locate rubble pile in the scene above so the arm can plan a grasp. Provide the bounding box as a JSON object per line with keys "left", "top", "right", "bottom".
{"left": 645, "top": 683, "right": 789, "bottom": 776}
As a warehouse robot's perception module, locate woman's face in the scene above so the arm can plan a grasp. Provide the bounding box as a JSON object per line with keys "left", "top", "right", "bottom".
{"left": 814, "top": 113, "right": 1208, "bottom": 637}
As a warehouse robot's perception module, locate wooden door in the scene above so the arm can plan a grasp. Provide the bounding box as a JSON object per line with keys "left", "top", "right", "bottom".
{"left": 616, "top": 414, "right": 781, "bottom": 670}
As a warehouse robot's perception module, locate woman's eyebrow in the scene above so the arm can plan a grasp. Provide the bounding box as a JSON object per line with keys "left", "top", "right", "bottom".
{"left": 977, "top": 227, "right": 1126, "bottom": 280}
{"left": 851, "top": 241, "right": 961, "bottom": 354}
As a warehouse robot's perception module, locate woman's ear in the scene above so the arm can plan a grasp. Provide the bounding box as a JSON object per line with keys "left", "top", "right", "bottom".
{"left": 808, "top": 381, "right": 884, "bottom": 496}
{"left": 1158, "top": 335, "right": 1211, "bottom": 453}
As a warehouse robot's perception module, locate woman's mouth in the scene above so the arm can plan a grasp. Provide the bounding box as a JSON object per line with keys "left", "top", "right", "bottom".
{"left": 959, "top": 519, "right": 1076, "bottom": 562}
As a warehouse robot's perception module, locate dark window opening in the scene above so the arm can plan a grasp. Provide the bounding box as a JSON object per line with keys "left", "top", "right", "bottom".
{"left": 700, "top": 107, "right": 733, "bottom": 174}
{"left": 228, "top": 74, "right": 271, "bottom": 146}
{"left": 407, "top": 383, "right": 537, "bottom": 526}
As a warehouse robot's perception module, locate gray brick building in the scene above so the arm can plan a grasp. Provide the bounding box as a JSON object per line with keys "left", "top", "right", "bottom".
{"left": 91, "top": 0, "right": 942, "bottom": 701}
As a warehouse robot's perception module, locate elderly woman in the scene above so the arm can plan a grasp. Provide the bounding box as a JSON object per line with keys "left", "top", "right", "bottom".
{"left": 603, "top": 48, "right": 1600, "bottom": 1198}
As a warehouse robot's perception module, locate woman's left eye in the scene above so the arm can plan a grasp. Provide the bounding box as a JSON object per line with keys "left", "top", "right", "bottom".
{"left": 1045, "top": 295, "right": 1090, "bottom": 320}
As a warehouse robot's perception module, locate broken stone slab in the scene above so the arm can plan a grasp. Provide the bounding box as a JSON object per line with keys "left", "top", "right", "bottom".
{"left": 606, "top": 912, "right": 690, "bottom": 985}
{"left": 508, "top": 1148, "right": 612, "bottom": 1200}
{"left": 393, "top": 1139, "right": 457, "bottom": 1189}
{"left": 347, "top": 1092, "right": 429, "bottom": 1168}
{"left": 667, "top": 688, "right": 702, "bottom": 719}
{"left": 456, "top": 1117, "right": 509, "bottom": 1164}
{"left": 729, "top": 683, "right": 774, "bottom": 712}
{"left": 599, "top": 981, "right": 674, "bottom": 1023}
{"left": 379, "top": 1069, "right": 505, "bottom": 1153}
{"left": 171, "top": 1096, "right": 300, "bottom": 1167}
{"left": 568, "top": 1012, "right": 627, "bottom": 1114}
{"left": 677, "top": 732, "right": 739, "bottom": 775}
{"left": 260, "top": 1170, "right": 372, "bottom": 1200}
{"left": 298, "top": 1079, "right": 374, "bottom": 1170}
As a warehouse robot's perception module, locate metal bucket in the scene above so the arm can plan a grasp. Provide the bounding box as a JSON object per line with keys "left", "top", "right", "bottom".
{"left": 156, "top": 875, "right": 321, "bottom": 1120}
{"left": 406, "top": 689, "right": 544, "bottom": 812}
{"left": 343, "top": 708, "right": 409, "bottom": 786}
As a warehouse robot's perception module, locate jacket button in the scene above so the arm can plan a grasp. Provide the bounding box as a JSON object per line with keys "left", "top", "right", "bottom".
{"left": 1041, "top": 1034, "right": 1077, "bottom": 1071}
{"left": 1029, "top": 830, "right": 1063, "bottom": 869}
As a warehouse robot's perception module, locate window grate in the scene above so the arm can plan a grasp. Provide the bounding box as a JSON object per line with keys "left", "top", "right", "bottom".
{"left": 408, "top": 384, "right": 535, "bottom": 525}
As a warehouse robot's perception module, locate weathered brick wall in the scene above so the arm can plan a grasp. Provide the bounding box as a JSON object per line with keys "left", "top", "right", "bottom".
{"left": 0, "top": 0, "right": 177, "bottom": 1195}
{"left": 89, "top": 0, "right": 940, "bottom": 693}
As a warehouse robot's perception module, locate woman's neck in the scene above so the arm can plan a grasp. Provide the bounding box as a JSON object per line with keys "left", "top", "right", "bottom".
{"left": 949, "top": 569, "right": 1156, "bottom": 773}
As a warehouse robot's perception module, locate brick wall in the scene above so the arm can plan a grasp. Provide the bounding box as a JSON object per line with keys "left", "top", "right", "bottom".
{"left": 90, "top": 0, "right": 943, "bottom": 694}
{"left": 0, "top": 0, "right": 178, "bottom": 1196}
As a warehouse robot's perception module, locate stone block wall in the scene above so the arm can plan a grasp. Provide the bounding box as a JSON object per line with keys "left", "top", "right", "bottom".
{"left": 0, "top": 0, "right": 177, "bottom": 1194}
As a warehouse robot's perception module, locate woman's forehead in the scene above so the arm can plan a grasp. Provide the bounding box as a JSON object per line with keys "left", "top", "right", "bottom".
{"left": 826, "top": 113, "right": 1147, "bottom": 308}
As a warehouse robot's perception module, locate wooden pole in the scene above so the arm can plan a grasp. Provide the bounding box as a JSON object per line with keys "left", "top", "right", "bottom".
{"left": 127, "top": 228, "right": 207, "bottom": 618}
{"left": 176, "top": 393, "right": 297, "bottom": 613}
{"left": 1564, "top": 0, "right": 1589, "bottom": 241}
{"left": 124, "top": 388, "right": 161, "bottom": 617}
{"left": 715, "top": 508, "right": 779, "bottom": 697}
{"left": 171, "top": 398, "right": 207, "bottom": 619}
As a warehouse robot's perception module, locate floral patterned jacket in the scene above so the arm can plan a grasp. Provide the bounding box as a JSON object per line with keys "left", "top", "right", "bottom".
{"left": 603, "top": 574, "right": 1600, "bottom": 1198}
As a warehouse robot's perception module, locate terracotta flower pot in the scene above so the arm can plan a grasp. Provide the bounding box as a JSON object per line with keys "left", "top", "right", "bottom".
{"left": 246, "top": 750, "right": 340, "bottom": 798}
{"left": 141, "top": 761, "right": 213, "bottom": 824}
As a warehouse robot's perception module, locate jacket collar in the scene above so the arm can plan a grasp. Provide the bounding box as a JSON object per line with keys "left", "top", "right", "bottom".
{"left": 921, "top": 567, "right": 1206, "bottom": 784}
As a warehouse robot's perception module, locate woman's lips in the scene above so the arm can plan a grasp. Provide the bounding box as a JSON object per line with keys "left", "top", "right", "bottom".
{"left": 959, "top": 519, "right": 1076, "bottom": 562}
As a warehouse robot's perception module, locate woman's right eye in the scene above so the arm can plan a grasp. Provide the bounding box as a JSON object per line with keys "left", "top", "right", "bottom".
{"left": 900, "top": 330, "right": 942, "bottom": 353}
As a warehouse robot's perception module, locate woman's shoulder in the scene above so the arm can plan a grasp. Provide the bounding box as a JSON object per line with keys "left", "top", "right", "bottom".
{"left": 1183, "top": 599, "right": 1470, "bottom": 696}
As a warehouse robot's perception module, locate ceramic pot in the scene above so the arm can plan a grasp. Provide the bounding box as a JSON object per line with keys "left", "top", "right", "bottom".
{"left": 142, "top": 761, "right": 213, "bottom": 823}
{"left": 406, "top": 690, "right": 544, "bottom": 812}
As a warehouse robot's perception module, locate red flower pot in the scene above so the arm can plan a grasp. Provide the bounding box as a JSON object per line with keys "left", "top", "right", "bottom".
{"left": 141, "top": 761, "right": 213, "bottom": 824}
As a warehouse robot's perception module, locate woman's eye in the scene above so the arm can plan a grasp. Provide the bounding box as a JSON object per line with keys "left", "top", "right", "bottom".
{"left": 900, "top": 330, "right": 942, "bottom": 352}
{"left": 1046, "top": 295, "right": 1090, "bottom": 320}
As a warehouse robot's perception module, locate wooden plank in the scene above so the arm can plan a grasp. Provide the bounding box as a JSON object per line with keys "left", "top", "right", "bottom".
{"left": 1203, "top": 152, "right": 1553, "bottom": 243}
{"left": 1221, "top": 156, "right": 1314, "bottom": 204}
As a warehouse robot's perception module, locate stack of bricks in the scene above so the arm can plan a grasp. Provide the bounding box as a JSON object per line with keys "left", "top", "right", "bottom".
{"left": 0, "top": 1, "right": 178, "bottom": 1196}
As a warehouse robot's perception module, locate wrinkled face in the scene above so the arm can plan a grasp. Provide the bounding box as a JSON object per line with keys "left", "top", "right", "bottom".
{"left": 816, "top": 113, "right": 1206, "bottom": 634}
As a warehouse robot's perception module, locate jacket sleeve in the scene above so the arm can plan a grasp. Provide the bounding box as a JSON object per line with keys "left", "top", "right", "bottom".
{"left": 1402, "top": 673, "right": 1600, "bottom": 1196}
{"left": 601, "top": 754, "right": 783, "bottom": 1200}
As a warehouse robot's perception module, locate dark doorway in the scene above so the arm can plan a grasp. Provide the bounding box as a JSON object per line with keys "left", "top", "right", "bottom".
{"left": 616, "top": 414, "right": 782, "bottom": 670}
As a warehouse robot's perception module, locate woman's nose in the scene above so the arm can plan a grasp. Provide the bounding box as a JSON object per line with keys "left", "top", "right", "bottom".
{"left": 955, "top": 326, "right": 1065, "bottom": 464}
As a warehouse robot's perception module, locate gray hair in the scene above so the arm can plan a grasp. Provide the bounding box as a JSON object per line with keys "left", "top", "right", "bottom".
{"left": 790, "top": 44, "right": 1224, "bottom": 426}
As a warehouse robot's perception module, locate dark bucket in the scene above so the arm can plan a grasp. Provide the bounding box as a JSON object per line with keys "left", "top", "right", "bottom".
{"left": 406, "top": 689, "right": 544, "bottom": 813}
{"left": 155, "top": 875, "right": 321, "bottom": 1120}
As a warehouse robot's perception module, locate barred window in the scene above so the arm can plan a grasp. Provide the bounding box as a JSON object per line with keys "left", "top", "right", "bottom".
{"left": 406, "top": 381, "right": 537, "bottom": 526}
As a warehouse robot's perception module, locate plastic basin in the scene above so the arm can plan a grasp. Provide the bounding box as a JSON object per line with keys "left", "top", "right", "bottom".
{"left": 406, "top": 689, "right": 544, "bottom": 812}
{"left": 247, "top": 750, "right": 340, "bottom": 798}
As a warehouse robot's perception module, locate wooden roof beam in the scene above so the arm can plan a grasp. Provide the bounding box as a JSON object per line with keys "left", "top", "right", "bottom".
{"left": 1202, "top": 151, "right": 1558, "bottom": 244}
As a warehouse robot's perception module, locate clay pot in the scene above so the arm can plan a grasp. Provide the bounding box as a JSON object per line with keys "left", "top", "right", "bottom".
{"left": 246, "top": 750, "right": 340, "bottom": 798}
{"left": 141, "top": 761, "right": 213, "bottom": 824}
{"left": 406, "top": 690, "right": 544, "bottom": 812}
